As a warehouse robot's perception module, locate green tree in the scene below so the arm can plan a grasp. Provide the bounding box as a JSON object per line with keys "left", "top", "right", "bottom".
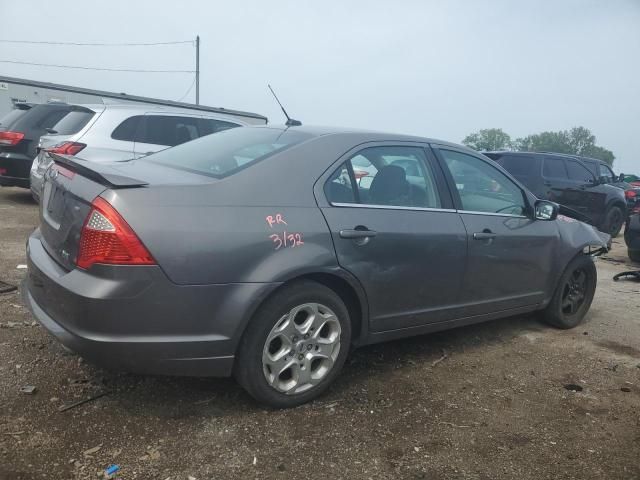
{"left": 514, "top": 126, "right": 615, "bottom": 165}
{"left": 462, "top": 128, "right": 512, "bottom": 151}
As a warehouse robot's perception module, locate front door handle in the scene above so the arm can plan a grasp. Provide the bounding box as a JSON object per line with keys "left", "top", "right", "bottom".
{"left": 473, "top": 231, "right": 497, "bottom": 240}
{"left": 340, "top": 229, "right": 377, "bottom": 239}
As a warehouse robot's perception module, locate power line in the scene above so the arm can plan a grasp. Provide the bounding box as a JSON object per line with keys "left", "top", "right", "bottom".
{"left": 177, "top": 75, "right": 197, "bottom": 102}
{"left": 0, "top": 60, "right": 195, "bottom": 73}
{"left": 0, "top": 39, "right": 194, "bottom": 46}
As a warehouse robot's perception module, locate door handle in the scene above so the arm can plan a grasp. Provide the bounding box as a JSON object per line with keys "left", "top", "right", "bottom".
{"left": 473, "top": 231, "right": 497, "bottom": 240}
{"left": 340, "top": 229, "right": 377, "bottom": 239}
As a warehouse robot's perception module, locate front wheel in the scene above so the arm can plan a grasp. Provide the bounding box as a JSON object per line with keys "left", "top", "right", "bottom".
{"left": 234, "top": 280, "right": 351, "bottom": 408}
{"left": 604, "top": 205, "right": 625, "bottom": 238}
{"left": 542, "top": 254, "right": 597, "bottom": 329}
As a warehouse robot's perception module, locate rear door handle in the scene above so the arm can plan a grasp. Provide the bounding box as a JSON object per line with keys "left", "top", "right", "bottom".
{"left": 473, "top": 232, "right": 497, "bottom": 240}
{"left": 340, "top": 229, "right": 377, "bottom": 239}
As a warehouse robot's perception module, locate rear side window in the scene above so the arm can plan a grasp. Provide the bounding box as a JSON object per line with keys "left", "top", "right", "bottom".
{"left": 543, "top": 157, "right": 568, "bottom": 179}
{"left": 50, "top": 110, "right": 95, "bottom": 135}
{"left": 494, "top": 155, "right": 538, "bottom": 176}
{"left": 566, "top": 160, "right": 594, "bottom": 183}
{"left": 146, "top": 127, "right": 313, "bottom": 178}
{"left": 324, "top": 162, "right": 356, "bottom": 204}
{"left": 201, "top": 118, "right": 240, "bottom": 134}
{"left": 111, "top": 116, "right": 142, "bottom": 142}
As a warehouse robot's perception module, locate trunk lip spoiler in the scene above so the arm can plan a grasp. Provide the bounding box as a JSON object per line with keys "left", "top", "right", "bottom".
{"left": 50, "top": 153, "right": 148, "bottom": 188}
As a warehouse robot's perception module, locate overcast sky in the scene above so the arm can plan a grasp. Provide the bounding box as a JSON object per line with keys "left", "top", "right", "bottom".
{"left": 1, "top": 0, "right": 638, "bottom": 172}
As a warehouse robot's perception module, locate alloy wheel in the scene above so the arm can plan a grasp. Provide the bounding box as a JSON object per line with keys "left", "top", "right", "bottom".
{"left": 262, "top": 303, "right": 341, "bottom": 394}
{"left": 561, "top": 268, "right": 587, "bottom": 315}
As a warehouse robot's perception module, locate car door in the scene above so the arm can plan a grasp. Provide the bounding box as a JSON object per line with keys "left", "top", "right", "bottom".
{"left": 564, "top": 158, "right": 606, "bottom": 221}
{"left": 318, "top": 143, "right": 468, "bottom": 332}
{"left": 433, "top": 146, "right": 559, "bottom": 316}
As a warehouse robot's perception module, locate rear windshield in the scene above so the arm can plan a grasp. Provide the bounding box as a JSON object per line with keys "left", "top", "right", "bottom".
{"left": 0, "top": 108, "right": 30, "bottom": 129}
{"left": 145, "top": 127, "right": 313, "bottom": 178}
{"left": 50, "top": 109, "right": 95, "bottom": 135}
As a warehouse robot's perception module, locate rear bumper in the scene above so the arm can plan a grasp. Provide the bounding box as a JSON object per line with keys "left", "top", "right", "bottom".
{"left": 24, "top": 229, "right": 280, "bottom": 377}
{"left": 0, "top": 152, "right": 32, "bottom": 187}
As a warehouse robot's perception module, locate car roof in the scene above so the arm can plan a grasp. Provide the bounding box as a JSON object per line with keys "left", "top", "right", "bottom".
{"left": 247, "top": 124, "right": 475, "bottom": 151}
{"left": 485, "top": 150, "right": 607, "bottom": 165}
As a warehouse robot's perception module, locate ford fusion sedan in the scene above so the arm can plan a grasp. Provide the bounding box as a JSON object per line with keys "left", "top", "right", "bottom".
{"left": 24, "top": 126, "right": 609, "bottom": 408}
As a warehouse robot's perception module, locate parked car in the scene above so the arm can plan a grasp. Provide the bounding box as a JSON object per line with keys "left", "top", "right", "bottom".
{"left": 0, "top": 102, "right": 80, "bottom": 188}
{"left": 485, "top": 151, "right": 627, "bottom": 237}
{"left": 24, "top": 126, "right": 609, "bottom": 408}
{"left": 30, "top": 103, "right": 260, "bottom": 201}
{"left": 624, "top": 197, "right": 640, "bottom": 262}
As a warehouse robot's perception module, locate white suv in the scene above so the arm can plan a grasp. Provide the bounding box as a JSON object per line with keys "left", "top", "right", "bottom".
{"left": 30, "top": 102, "right": 267, "bottom": 200}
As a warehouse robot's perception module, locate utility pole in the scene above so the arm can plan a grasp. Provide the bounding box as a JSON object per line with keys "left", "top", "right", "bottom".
{"left": 195, "top": 35, "right": 200, "bottom": 105}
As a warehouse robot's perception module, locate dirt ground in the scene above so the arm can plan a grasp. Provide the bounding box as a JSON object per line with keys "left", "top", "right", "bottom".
{"left": 0, "top": 185, "right": 638, "bottom": 480}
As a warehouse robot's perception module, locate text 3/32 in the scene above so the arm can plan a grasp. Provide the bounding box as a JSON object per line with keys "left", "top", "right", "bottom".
{"left": 270, "top": 231, "right": 304, "bottom": 250}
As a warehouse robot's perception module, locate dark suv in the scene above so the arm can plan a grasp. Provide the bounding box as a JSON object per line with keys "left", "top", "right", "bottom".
{"left": 0, "top": 102, "right": 92, "bottom": 189}
{"left": 485, "top": 152, "right": 627, "bottom": 237}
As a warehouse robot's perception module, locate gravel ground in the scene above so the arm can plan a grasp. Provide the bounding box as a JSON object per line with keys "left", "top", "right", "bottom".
{"left": 0, "top": 185, "right": 639, "bottom": 480}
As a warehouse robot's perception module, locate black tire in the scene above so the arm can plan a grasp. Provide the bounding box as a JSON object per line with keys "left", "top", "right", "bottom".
{"left": 604, "top": 205, "right": 625, "bottom": 238}
{"left": 542, "top": 254, "right": 597, "bottom": 329}
{"left": 234, "top": 280, "right": 351, "bottom": 408}
{"left": 628, "top": 249, "right": 640, "bottom": 263}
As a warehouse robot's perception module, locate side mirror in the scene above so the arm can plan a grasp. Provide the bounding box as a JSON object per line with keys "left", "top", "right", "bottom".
{"left": 534, "top": 200, "right": 559, "bottom": 221}
{"left": 619, "top": 173, "right": 625, "bottom": 182}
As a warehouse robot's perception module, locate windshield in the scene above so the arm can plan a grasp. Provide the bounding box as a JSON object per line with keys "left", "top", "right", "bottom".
{"left": 145, "top": 127, "right": 313, "bottom": 178}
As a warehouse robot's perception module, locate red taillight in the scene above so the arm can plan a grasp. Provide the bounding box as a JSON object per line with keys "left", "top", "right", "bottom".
{"left": 46, "top": 141, "right": 86, "bottom": 156}
{"left": 625, "top": 190, "right": 637, "bottom": 199}
{"left": 77, "top": 197, "right": 155, "bottom": 269}
{"left": 0, "top": 131, "right": 25, "bottom": 146}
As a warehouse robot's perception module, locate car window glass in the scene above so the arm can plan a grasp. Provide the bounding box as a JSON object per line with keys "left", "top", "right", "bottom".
{"left": 495, "top": 155, "right": 538, "bottom": 177}
{"left": 582, "top": 160, "right": 598, "bottom": 177}
{"left": 141, "top": 115, "right": 202, "bottom": 147}
{"left": 111, "top": 116, "right": 142, "bottom": 142}
{"left": 566, "top": 160, "right": 594, "bottom": 183}
{"left": 38, "top": 110, "right": 69, "bottom": 129}
{"left": 0, "top": 108, "right": 29, "bottom": 128}
{"left": 598, "top": 163, "right": 614, "bottom": 182}
{"left": 543, "top": 157, "right": 568, "bottom": 179}
{"left": 146, "top": 127, "right": 313, "bottom": 178}
{"left": 201, "top": 118, "right": 240, "bottom": 134}
{"left": 441, "top": 149, "right": 525, "bottom": 215}
{"left": 50, "top": 110, "right": 95, "bottom": 135}
{"left": 324, "top": 162, "right": 356, "bottom": 204}
{"left": 349, "top": 146, "right": 441, "bottom": 208}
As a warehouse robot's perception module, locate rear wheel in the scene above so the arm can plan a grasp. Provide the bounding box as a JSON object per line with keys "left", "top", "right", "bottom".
{"left": 234, "top": 280, "right": 351, "bottom": 408}
{"left": 604, "top": 205, "right": 624, "bottom": 238}
{"left": 542, "top": 254, "right": 597, "bottom": 329}
{"left": 628, "top": 249, "right": 640, "bottom": 263}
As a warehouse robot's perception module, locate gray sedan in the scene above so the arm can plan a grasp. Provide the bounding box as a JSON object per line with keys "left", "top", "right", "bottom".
{"left": 24, "top": 125, "right": 609, "bottom": 408}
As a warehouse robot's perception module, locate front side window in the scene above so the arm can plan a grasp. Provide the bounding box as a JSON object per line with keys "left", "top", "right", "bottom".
{"left": 598, "top": 163, "right": 614, "bottom": 183}
{"left": 440, "top": 149, "right": 526, "bottom": 216}
{"left": 326, "top": 146, "right": 441, "bottom": 209}
{"left": 566, "top": 160, "right": 594, "bottom": 183}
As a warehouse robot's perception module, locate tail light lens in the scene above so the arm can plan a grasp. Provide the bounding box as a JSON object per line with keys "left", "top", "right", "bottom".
{"left": 0, "top": 131, "right": 25, "bottom": 145}
{"left": 77, "top": 197, "right": 155, "bottom": 269}
{"left": 625, "top": 190, "right": 637, "bottom": 199}
{"left": 46, "top": 142, "right": 86, "bottom": 156}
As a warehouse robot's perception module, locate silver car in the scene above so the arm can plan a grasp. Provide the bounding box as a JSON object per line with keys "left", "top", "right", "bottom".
{"left": 30, "top": 102, "right": 267, "bottom": 200}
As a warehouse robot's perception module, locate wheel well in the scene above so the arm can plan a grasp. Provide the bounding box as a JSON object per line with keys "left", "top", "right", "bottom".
{"left": 240, "top": 273, "right": 365, "bottom": 349}
{"left": 294, "top": 273, "right": 364, "bottom": 345}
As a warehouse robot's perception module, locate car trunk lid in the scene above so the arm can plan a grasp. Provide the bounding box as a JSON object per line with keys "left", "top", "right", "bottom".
{"left": 38, "top": 153, "right": 211, "bottom": 270}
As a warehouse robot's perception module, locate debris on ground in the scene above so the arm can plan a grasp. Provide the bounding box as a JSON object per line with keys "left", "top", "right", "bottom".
{"left": 83, "top": 445, "right": 102, "bottom": 456}
{"left": 104, "top": 464, "right": 120, "bottom": 478}
{"left": 0, "top": 280, "right": 17, "bottom": 293}
{"left": 20, "top": 385, "right": 37, "bottom": 395}
{"left": 16, "top": 264, "right": 27, "bottom": 269}
{"left": 58, "top": 391, "right": 110, "bottom": 412}
{"left": 563, "top": 384, "right": 583, "bottom": 392}
{"left": 431, "top": 349, "right": 448, "bottom": 367}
